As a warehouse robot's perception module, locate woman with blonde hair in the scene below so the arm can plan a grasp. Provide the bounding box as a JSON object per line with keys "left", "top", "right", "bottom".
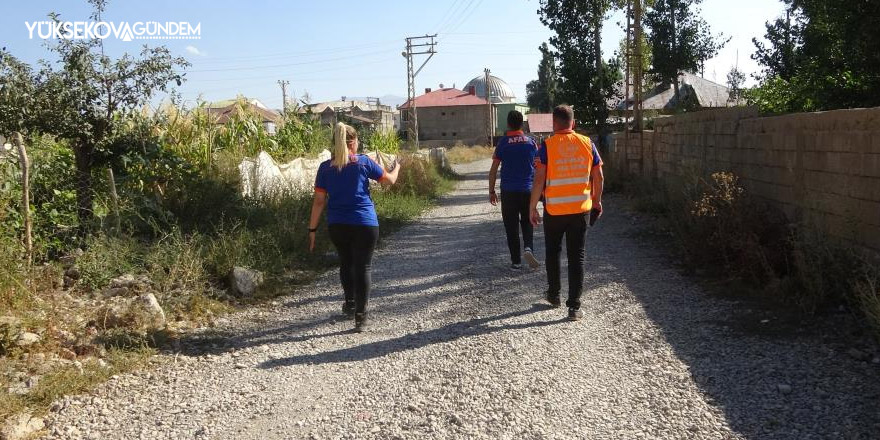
{"left": 308, "top": 123, "right": 400, "bottom": 332}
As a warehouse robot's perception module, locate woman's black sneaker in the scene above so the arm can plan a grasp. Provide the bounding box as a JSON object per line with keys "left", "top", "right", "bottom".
{"left": 567, "top": 308, "right": 584, "bottom": 321}
{"left": 545, "top": 291, "right": 561, "bottom": 308}
{"left": 342, "top": 301, "right": 355, "bottom": 318}
{"left": 354, "top": 313, "right": 368, "bottom": 333}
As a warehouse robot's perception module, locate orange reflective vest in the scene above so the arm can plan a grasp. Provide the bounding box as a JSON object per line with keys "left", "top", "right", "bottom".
{"left": 543, "top": 130, "right": 595, "bottom": 215}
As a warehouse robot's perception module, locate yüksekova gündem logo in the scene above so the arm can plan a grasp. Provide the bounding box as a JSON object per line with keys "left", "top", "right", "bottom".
{"left": 25, "top": 21, "right": 201, "bottom": 42}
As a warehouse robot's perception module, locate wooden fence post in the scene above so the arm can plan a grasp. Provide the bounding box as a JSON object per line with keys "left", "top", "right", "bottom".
{"left": 12, "top": 132, "right": 32, "bottom": 266}
{"left": 107, "top": 167, "right": 121, "bottom": 234}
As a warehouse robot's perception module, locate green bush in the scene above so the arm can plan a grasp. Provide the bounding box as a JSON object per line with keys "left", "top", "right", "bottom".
{"left": 144, "top": 230, "right": 207, "bottom": 295}
{"left": 273, "top": 111, "right": 332, "bottom": 160}
{"left": 0, "top": 235, "right": 29, "bottom": 312}
{"left": 621, "top": 168, "right": 880, "bottom": 334}
{"left": 679, "top": 172, "right": 791, "bottom": 284}
{"left": 785, "top": 230, "right": 880, "bottom": 314}
{"left": 389, "top": 154, "right": 453, "bottom": 199}
{"left": 1, "top": 134, "right": 80, "bottom": 260}
{"left": 365, "top": 129, "right": 401, "bottom": 154}
{"left": 856, "top": 277, "right": 880, "bottom": 335}
{"left": 76, "top": 235, "right": 143, "bottom": 291}
{"left": 202, "top": 223, "right": 285, "bottom": 281}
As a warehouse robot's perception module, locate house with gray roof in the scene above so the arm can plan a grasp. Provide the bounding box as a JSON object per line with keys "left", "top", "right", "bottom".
{"left": 617, "top": 72, "right": 741, "bottom": 113}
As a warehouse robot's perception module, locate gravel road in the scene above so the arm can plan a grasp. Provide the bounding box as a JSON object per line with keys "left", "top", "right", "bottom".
{"left": 45, "top": 159, "right": 880, "bottom": 439}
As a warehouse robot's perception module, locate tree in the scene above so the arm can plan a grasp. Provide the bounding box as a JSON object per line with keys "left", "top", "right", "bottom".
{"left": 1, "top": 0, "right": 188, "bottom": 225}
{"left": 726, "top": 66, "right": 746, "bottom": 104}
{"left": 526, "top": 43, "right": 558, "bottom": 113}
{"left": 0, "top": 50, "right": 40, "bottom": 137}
{"left": 300, "top": 90, "right": 313, "bottom": 106}
{"left": 616, "top": 32, "right": 654, "bottom": 94}
{"left": 751, "top": 6, "right": 801, "bottom": 81}
{"left": 644, "top": 0, "right": 728, "bottom": 107}
{"left": 537, "top": 0, "right": 623, "bottom": 136}
{"left": 750, "top": 0, "right": 880, "bottom": 112}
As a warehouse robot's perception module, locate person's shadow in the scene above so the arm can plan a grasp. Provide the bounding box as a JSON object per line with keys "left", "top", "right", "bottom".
{"left": 259, "top": 303, "right": 563, "bottom": 368}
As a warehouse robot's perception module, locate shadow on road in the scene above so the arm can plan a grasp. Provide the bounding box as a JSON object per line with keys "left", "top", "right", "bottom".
{"left": 591, "top": 200, "right": 880, "bottom": 439}
{"left": 257, "top": 304, "right": 562, "bottom": 368}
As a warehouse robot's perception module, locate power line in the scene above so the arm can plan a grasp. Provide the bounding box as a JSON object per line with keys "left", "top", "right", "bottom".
{"left": 433, "top": 0, "right": 465, "bottom": 34}
{"left": 443, "top": 0, "right": 484, "bottom": 36}
{"left": 441, "top": 30, "right": 551, "bottom": 36}
{"left": 183, "top": 57, "right": 400, "bottom": 83}
{"left": 188, "top": 39, "right": 401, "bottom": 64}
{"left": 440, "top": 0, "right": 477, "bottom": 35}
{"left": 180, "top": 49, "right": 394, "bottom": 73}
{"left": 190, "top": 45, "right": 400, "bottom": 67}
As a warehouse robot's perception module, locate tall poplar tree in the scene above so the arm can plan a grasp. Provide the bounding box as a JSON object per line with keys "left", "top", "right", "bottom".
{"left": 644, "top": 0, "right": 727, "bottom": 107}
{"left": 526, "top": 43, "right": 558, "bottom": 113}
{"left": 537, "top": 0, "right": 622, "bottom": 138}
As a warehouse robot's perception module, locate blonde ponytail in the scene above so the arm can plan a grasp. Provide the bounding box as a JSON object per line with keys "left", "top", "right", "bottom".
{"left": 331, "top": 122, "right": 357, "bottom": 170}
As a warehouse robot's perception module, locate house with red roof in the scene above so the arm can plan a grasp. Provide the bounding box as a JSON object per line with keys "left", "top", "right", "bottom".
{"left": 398, "top": 87, "right": 493, "bottom": 146}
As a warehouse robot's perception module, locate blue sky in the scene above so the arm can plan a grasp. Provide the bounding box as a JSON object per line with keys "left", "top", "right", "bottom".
{"left": 2, "top": 0, "right": 785, "bottom": 109}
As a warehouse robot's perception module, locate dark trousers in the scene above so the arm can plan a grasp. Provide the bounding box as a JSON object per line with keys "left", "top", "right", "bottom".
{"left": 543, "top": 211, "right": 587, "bottom": 309}
{"left": 328, "top": 224, "right": 379, "bottom": 314}
{"left": 500, "top": 191, "right": 534, "bottom": 264}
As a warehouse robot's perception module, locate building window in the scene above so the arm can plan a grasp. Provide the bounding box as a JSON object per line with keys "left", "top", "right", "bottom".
{"left": 442, "top": 132, "right": 447, "bottom": 137}
{"left": 441, "top": 112, "right": 446, "bottom": 116}
{"left": 451, "top": 111, "right": 456, "bottom": 116}
{"left": 452, "top": 132, "right": 457, "bottom": 137}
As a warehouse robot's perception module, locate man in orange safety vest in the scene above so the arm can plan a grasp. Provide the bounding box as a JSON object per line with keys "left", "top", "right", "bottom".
{"left": 529, "top": 105, "right": 605, "bottom": 321}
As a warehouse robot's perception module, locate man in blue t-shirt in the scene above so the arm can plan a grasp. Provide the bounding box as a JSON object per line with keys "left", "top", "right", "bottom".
{"left": 489, "top": 110, "right": 541, "bottom": 269}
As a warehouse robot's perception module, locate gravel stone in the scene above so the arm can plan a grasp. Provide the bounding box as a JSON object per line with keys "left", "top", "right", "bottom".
{"left": 15, "top": 332, "right": 41, "bottom": 347}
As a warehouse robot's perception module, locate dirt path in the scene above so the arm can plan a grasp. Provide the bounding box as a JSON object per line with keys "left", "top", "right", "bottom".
{"left": 45, "top": 159, "right": 880, "bottom": 439}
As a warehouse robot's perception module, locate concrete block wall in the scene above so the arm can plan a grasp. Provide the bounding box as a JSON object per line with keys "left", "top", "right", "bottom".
{"left": 611, "top": 106, "right": 880, "bottom": 251}
{"left": 416, "top": 106, "right": 489, "bottom": 146}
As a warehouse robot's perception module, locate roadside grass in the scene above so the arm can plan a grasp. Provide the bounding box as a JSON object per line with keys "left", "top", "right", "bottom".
{"left": 0, "top": 347, "right": 154, "bottom": 423}
{"left": 446, "top": 145, "right": 494, "bottom": 164}
{"left": 0, "top": 103, "right": 458, "bottom": 426}
{"left": 612, "top": 168, "right": 880, "bottom": 338}
{"left": 856, "top": 278, "right": 880, "bottom": 335}
{"left": 0, "top": 150, "right": 456, "bottom": 423}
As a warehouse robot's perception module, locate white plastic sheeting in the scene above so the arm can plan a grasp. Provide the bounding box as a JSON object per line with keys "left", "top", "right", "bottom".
{"left": 237, "top": 149, "right": 444, "bottom": 198}
{"left": 238, "top": 149, "right": 332, "bottom": 197}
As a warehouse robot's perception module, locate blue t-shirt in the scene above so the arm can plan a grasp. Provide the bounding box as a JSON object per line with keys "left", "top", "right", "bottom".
{"left": 493, "top": 131, "right": 539, "bottom": 192}
{"left": 314, "top": 155, "right": 385, "bottom": 226}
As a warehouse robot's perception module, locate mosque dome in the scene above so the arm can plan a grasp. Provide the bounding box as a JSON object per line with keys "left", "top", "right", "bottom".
{"left": 464, "top": 74, "right": 516, "bottom": 104}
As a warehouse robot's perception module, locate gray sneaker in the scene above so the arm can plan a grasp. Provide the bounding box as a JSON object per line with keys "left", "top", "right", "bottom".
{"left": 523, "top": 249, "right": 540, "bottom": 268}
{"left": 567, "top": 308, "right": 584, "bottom": 321}
{"left": 510, "top": 263, "right": 523, "bottom": 270}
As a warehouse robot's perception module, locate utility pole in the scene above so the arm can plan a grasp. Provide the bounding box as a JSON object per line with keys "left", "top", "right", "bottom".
{"left": 402, "top": 34, "right": 437, "bottom": 149}
{"left": 277, "top": 80, "right": 290, "bottom": 112}
{"left": 624, "top": 0, "right": 644, "bottom": 134}
{"left": 633, "top": 0, "right": 644, "bottom": 132}
{"left": 484, "top": 67, "right": 493, "bottom": 146}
